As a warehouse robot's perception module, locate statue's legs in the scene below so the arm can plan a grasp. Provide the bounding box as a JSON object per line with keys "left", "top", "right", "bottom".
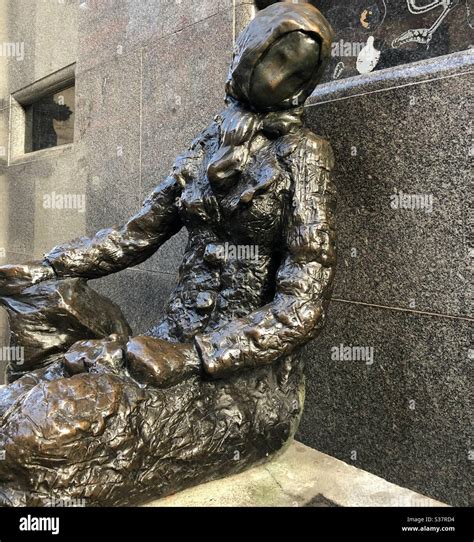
{"left": 0, "top": 277, "right": 138, "bottom": 506}
{"left": 0, "top": 279, "right": 304, "bottom": 507}
{"left": 0, "top": 357, "right": 304, "bottom": 507}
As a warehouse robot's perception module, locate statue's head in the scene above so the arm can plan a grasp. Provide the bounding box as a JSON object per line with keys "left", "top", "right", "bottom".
{"left": 226, "top": 2, "right": 334, "bottom": 112}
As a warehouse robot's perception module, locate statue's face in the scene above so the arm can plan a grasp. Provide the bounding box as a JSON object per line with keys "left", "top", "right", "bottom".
{"left": 248, "top": 31, "right": 320, "bottom": 110}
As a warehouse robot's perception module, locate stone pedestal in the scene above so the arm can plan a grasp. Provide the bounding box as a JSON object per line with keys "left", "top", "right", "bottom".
{"left": 144, "top": 441, "right": 447, "bottom": 508}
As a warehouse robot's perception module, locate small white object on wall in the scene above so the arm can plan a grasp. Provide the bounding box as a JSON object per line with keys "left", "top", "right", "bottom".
{"left": 356, "top": 36, "right": 381, "bottom": 74}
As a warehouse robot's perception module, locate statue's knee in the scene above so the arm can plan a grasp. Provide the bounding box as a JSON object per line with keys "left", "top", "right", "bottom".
{"left": 0, "top": 278, "right": 131, "bottom": 380}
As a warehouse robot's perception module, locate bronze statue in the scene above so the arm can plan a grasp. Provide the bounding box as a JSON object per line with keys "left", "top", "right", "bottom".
{"left": 0, "top": 2, "right": 336, "bottom": 507}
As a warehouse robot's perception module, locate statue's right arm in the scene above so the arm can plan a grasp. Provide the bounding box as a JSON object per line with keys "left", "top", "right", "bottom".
{"left": 0, "top": 176, "right": 182, "bottom": 294}
{"left": 44, "top": 175, "right": 183, "bottom": 279}
{"left": 0, "top": 128, "right": 208, "bottom": 291}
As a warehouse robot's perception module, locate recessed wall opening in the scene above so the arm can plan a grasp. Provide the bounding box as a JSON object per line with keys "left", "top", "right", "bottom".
{"left": 24, "top": 85, "right": 75, "bottom": 153}
{"left": 9, "top": 63, "right": 76, "bottom": 162}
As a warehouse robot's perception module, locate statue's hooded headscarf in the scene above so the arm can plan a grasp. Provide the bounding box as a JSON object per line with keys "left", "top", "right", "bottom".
{"left": 226, "top": 2, "right": 334, "bottom": 111}
{"left": 207, "top": 2, "right": 334, "bottom": 187}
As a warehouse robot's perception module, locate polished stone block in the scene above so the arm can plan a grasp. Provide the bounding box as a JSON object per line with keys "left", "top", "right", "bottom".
{"left": 0, "top": 165, "right": 35, "bottom": 256}
{"left": 138, "top": 9, "right": 235, "bottom": 275}
{"left": 305, "top": 52, "right": 472, "bottom": 318}
{"left": 77, "top": 0, "right": 241, "bottom": 74}
{"left": 2, "top": 150, "right": 86, "bottom": 259}
{"left": 136, "top": 228, "right": 188, "bottom": 277}
{"left": 315, "top": 0, "right": 473, "bottom": 82}
{"left": 77, "top": 131, "right": 142, "bottom": 237}
{"left": 299, "top": 52, "right": 472, "bottom": 506}
{"left": 74, "top": 50, "right": 142, "bottom": 234}
{"left": 75, "top": 50, "right": 141, "bottom": 139}
{"left": 140, "top": 9, "right": 234, "bottom": 192}
{"left": 0, "top": 0, "right": 77, "bottom": 95}
{"left": 297, "top": 300, "right": 471, "bottom": 506}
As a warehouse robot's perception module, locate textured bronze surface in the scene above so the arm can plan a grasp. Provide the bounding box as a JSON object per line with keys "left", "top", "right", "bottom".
{"left": 0, "top": 1, "right": 336, "bottom": 507}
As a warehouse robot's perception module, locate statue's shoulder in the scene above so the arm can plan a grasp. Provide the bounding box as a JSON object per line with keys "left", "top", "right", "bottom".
{"left": 277, "top": 128, "right": 334, "bottom": 171}
{"left": 171, "top": 121, "right": 220, "bottom": 183}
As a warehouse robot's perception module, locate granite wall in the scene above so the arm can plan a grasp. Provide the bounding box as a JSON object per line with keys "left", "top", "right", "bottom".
{"left": 0, "top": 0, "right": 472, "bottom": 506}
{"left": 0, "top": 0, "right": 80, "bottom": 374}
{"left": 297, "top": 51, "right": 473, "bottom": 507}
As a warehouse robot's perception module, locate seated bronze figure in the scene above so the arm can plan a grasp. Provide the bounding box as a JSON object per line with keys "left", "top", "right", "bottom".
{"left": 0, "top": 2, "right": 336, "bottom": 506}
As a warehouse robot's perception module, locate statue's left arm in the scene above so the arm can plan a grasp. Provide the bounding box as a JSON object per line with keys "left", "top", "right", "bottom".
{"left": 195, "top": 134, "right": 337, "bottom": 377}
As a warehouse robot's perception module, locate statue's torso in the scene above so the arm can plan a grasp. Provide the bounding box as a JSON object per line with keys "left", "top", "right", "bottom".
{"left": 151, "top": 127, "right": 297, "bottom": 343}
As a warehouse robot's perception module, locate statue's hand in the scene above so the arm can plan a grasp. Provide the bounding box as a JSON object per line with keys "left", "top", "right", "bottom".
{"left": 0, "top": 261, "right": 56, "bottom": 296}
{"left": 63, "top": 335, "right": 126, "bottom": 376}
{"left": 126, "top": 336, "right": 202, "bottom": 388}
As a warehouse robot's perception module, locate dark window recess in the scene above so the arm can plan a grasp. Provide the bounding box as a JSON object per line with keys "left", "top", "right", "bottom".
{"left": 24, "top": 85, "right": 75, "bottom": 153}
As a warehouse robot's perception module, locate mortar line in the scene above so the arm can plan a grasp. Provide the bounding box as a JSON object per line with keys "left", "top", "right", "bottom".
{"left": 139, "top": 47, "right": 143, "bottom": 196}
{"left": 128, "top": 267, "right": 177, "bottom": 277}
{"left": 232, "top": 0, "right": 236, "bottom": 46}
